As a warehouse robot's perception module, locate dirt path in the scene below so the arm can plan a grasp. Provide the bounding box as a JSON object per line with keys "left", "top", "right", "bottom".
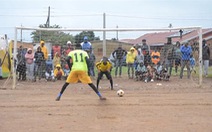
{"left": 0, "top": 76, "right": 212, "bottom": 132}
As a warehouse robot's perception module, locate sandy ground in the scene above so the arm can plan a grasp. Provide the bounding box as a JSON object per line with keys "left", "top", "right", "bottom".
{"left": 0, "top": 75, "right": 212, "bottom": 132}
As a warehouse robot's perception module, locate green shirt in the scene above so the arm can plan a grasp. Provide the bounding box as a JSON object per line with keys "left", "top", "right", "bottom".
{"left": 68, "top": 50, "right": 89, "bottom": 71}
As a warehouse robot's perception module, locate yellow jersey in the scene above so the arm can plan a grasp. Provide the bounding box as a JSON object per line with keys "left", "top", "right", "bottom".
{"left": 96, "top": 61, "right": 112, "bottom": 72}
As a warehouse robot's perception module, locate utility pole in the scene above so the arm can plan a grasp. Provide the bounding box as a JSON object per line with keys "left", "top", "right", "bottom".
{"left": 46, "top": 6, "right": 50, "bottom": 27}
{"left": 20, "top": 27, "right": 22, "bottom": 42}
{"left": 103, "top": 13, "right": 106, "bottom": 56}
{"left": 116, "top": 25, "right": 119, "bottom": 40}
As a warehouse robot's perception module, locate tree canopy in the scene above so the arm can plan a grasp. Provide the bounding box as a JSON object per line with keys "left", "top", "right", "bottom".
{"left": 31, "top": 24, "right": 100, "bottom": 46}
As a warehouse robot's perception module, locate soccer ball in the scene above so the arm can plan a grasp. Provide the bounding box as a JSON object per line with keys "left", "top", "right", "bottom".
{"left": 117, "top": 89, "right": 124, "bottom": 97}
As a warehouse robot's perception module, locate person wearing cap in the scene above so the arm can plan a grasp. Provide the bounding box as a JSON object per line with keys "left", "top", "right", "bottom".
{"left": 81, "top": 36, "right": 92, "bottom": 52}
{"left": 202, "top": 39, "right": 210, "bottom": 77}
{"left": 126, "top": 47, "right": 136, "bottom": 79}
{"left": 96, "top": 57, "right": 113, "bottom": 90}
{"left": 55, "top": 43, "right": 106, "bottom": 101}
{"left": 66, "top": 41, "right": 74, "bottom": 54}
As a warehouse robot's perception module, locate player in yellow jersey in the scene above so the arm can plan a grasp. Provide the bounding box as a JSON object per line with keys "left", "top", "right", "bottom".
{"left": 56, "top": 44, "right": 106, "bottom": 101}
{"left": 96, "top": 57, "right": 113, "bottom": 90}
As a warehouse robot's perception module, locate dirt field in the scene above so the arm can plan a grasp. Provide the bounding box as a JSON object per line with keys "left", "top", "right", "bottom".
{"left": 0, "top": 76, "right": 212, "bottom": 132}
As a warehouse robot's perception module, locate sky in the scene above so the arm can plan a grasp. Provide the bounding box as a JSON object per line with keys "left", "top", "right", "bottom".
{"left": 0, "top": 0, "right": 212, "bottom": 42}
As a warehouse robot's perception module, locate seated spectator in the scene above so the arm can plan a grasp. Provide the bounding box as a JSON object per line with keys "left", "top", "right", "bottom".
{"left": 45, "top": 65, "right": 54, "bottom": 81}
{"left": 54, "top": 64, "right": 64, "bottom": 80}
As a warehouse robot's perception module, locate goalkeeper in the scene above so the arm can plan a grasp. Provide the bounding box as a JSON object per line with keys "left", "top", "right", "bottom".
{"left": 96, "top": 57, "right": 113, "bottom": 90}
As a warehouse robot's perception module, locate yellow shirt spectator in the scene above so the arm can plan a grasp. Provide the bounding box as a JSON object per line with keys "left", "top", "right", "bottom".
{"left": 40, "top": 40, "right": 48, "bottom": 60}
{"left": 54, "top": 64, "right": 64, "bottom": 77}
{"left": 126, "top": 47, "right": 136, "bottom": 64}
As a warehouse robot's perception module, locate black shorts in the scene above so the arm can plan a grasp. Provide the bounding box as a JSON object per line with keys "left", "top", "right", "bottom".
{"left": 98, "top": 71, "right": 112, "bottom": 80}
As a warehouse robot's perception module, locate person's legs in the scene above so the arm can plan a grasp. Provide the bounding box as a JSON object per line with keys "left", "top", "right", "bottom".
{"left": 119, "top": 59, "right": 123, "bottom": 76}
{"left": 97, "top": 72, "right": 103, "bottom": 89}
{"left": 115, "top": 60, "right": 118, "bottom": 77}
{"left": 29, "top": 63, "right": 34, "bottom": 80}
{"left": 127, "top": 64, "right": 130, "bottom": 78}
{"left": 56, "top": 82, "right": 69, "bottom": 101}
{"left": 33, "top": 64, "right": 38, "bottom": 81}
{"left": 91, "top": 65, "right": 95, "bottom": 76}
{"left": 185, "top": 61, "right": 190, "bottom": 79}
{"left": 180, "top": 60, "right": 186, "bottom": 79}
{"left": 105, "top": 71, "right": 113, "bottom": 90}
{"left": 37, "top": 64, "right": 42, "bottom": 80}
{"left": 204, "top": 60, "right": 209, "bottom": 76}
{"left": 88, "top": 83, "right": 106, "bottom": 100}
{"left": 56, "top": 71, "right": 78, "bottom": 101}
{"left": 175, "top": 64, "right": 178, "bottom": 75}
{"left": 56, "top": 71, "right": 106, "bottom": 101}
{"left": 131, "top": 64, "right": 134, "bottom": 78}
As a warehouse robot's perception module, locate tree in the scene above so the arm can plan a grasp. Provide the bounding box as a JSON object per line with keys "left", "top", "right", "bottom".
{"left": 74, "top": 31, "right": 100, "bottom": 44}
{"left": 31, "top": 24, "right": 74, "bottom": 46}
{"left": 31, "top": 25, "right": 100, "bottom": 45}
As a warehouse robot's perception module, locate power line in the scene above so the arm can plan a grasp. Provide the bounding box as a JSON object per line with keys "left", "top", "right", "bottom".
{"left": 107, "top": 14, "right": 212, "bottom": 21}
{"left": 0, "top": 13, "right": 211, "bottom": 21}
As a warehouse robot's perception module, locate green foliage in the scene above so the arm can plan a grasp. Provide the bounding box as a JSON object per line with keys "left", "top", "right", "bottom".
{"left": 31, "top": 24, "right": 100, "bottom": 46}
{"left": 74, "top": 31, "right": 100, "bottom": 44}
{"left": 31, "top": 24, "right": 74, "bottom": 46}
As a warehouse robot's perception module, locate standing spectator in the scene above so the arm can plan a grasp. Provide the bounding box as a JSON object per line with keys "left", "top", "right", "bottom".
{"left": 34, "top": 46, "right": 44, "bottom": 81}
{"left": 40, "top": 40, "right": 48, "bottom": 60}
{"left": 17, "top": 45, "right": 26, "bottom": 81}
{"left": 96, "top": 57, "right": 113, "bottom": 90}
{"left": 40, "top": 40, "right": 48, "bottom": 77}
{"left": 112, "top": 46, "right": 127, "bottom": 77}
{"left": 202, "top": 39, "right": 210, "bottom": 77}
{"left": 162, "top": 38, "right": 174, "bottom": 76}
{"left": 55, "top": 44, "right": 106, "bottom": 101}
{"left": 141, "top": 39, "right": 150, "bottom": 56}
{"left": 25, "top": 48, "right": 34, "bottom": 81}
{"left": 180, "top": 42, "right": 192, "bottom": 79}
{"left": 81, "top": 36, "right": 92, "bottom": 52}
{"left": 87, "top": 50, "right": 96, "bottom": 77}
{"left": 126, "top": 47, "right": 136, "bottom": 79}
{"left": 61, "top": 50, "right": 70, "bottom": 78}
{"left": 65, "top": 41, "right": 74, "bottom": 55}
{"left": 174, "top": 41, "right": 182, "bottom": 75}
{"left": 190, "top": 54, "right": 196, "bottom": 74}
{"left": 53, "top": 52, "right": 61, "bottom": 68}
{"left": 135, "top": 50, "right": 144, "bottom": 70}
{"left": 54, "top": 64, "right": 64, "bottom": 80}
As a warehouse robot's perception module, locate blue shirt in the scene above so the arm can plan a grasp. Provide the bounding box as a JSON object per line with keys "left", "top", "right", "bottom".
{"left": 180, "top": 45, "right": 192, "bottom": 61}
{"left": 81, "top": 42, "right": 92, "bottom": 52}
